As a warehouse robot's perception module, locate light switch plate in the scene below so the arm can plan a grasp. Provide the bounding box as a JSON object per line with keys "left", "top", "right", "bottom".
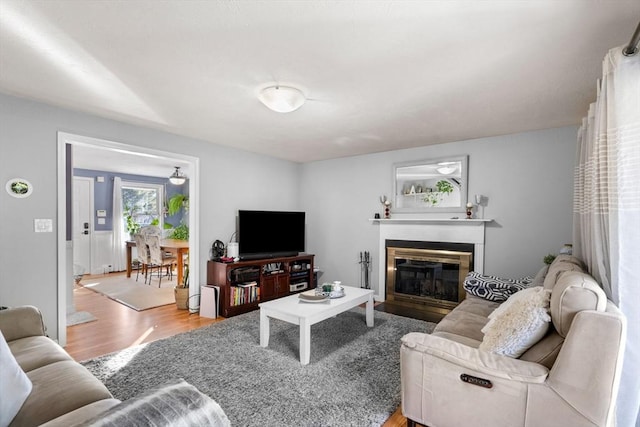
{"left": 97, "top": 209, "right": 107, "bottom": 217}
{"left": 34, "top": 219, "right": 53, "bottom": 233}
{"left": 98, "top": 218, "right": 106, "bottom": 225}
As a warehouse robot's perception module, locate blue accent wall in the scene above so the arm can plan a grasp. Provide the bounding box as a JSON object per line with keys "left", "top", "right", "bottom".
{"left": 73, "top": 169, "right": 188, "bottom": 231}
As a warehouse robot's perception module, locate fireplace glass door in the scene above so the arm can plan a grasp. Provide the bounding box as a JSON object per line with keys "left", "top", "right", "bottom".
{"left": 387, "top": 247, "right": 472, "bottom": 312}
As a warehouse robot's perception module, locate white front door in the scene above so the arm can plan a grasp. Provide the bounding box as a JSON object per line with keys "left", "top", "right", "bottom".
{"left": 73, "top": 177, "right": 94, "bottom": 276}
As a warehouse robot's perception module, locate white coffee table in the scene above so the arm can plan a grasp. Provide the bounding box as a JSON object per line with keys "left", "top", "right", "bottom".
{"left": 259, "top": 286, "right": 374, "bottom": 365}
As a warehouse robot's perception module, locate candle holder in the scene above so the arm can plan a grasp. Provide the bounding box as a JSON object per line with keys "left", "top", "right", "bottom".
{"left": 466, "top": 203, "right": 474, "bottom": 219}
{"left": 380, "top": 195, "right": 391, "bottom": 219}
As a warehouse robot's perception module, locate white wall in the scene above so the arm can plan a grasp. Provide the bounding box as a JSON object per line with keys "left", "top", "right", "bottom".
{"left": 0, "top": 93, "right": 300, "bottom": 340}
{"left": 300, "top": 127, "right": 577, "bottom": 297}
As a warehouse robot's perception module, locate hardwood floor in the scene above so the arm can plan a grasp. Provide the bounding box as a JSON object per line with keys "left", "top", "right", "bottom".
{"left": 66, "top": 272, "right": 416, "bottom": 426}
{"left": 65, "top": 272, "right": 220, "bottom": 361}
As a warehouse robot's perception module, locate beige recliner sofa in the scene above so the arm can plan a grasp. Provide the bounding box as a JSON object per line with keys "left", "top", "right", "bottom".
{"left": 400, "top": 255, "right": 626, "bottom": 427}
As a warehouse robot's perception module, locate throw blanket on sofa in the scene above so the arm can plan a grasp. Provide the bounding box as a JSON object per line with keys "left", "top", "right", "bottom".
{"left": 78, "top": 379, "right": 230, "bottom": 427}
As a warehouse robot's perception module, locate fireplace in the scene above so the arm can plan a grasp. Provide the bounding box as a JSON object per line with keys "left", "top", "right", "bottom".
{"left": 374, "top": 218, "right": 490, "bottom": 318}
{"left": 386, "top": 241, "right": 473, "bottom": 314}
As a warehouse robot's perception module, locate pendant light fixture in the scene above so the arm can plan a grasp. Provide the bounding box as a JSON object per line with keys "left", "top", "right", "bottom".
{"left": 257, "top": 84, "right": 306, "bottom": 113}
{"left": 169, "top": 166, "right": 186, "bottom": 185}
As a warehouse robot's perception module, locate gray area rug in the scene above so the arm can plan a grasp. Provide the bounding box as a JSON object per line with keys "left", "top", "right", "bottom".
{"left": 82, "top": 307, "right": 435, "bottom": 426}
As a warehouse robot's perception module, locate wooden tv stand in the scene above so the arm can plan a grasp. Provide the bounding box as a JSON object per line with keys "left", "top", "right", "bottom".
{"left": 206, "top": 254, "right": 315, "bottom": 318}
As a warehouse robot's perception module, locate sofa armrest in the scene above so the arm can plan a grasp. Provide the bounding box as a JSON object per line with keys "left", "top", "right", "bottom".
{"left": 0, "top": 305, "right": 46, "bottom": 341}
{"left": 401, "top": 332, "right": 549, "bottom": 383}
{"left": 401, "top": 332, "right": 549, "bottom": 426}
{"left": 546, "top": 309, "right": 626, "bottom": 426}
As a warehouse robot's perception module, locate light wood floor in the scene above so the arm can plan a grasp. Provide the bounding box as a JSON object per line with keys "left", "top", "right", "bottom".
{"left": 66, "top": 272, "right": 415, "bottom": 426}
{"left": 66, "top": 273, "right": 220, "bottom": 361}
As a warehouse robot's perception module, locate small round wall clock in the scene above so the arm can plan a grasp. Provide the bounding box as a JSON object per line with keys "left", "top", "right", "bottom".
{"left": 6, "top": 178, "right": 33, "bottom": 198}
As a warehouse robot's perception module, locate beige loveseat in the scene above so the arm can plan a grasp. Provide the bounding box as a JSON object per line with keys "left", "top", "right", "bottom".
{"left": 0, "top": 305, "right": 230, "bottom": 427}
{"left": 0, "top": 305, "right": 119, "bottom": 426}
{"left": 400, "top": 255, "right": 626, "bottom": 427}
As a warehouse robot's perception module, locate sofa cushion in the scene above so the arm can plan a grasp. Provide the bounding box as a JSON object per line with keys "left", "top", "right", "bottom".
{"left": 531, "top": 264, "right": 549, "bottom": 287}
{"left": 10, "top": 360, "right": 114, "bottom": 427}
{"left": 433, "top": 310, "right": 488, "bottom": 344}
{"left": 77, "top": 379, "right": 231, "bottom": 427}
{"left": 455, "top": 295, "right": 501, "bottom": 317}
{"left": 0, "top": 305, "right": 46, "bottom": 342}
{"left": 543, "top": 256, "right": 584, "bottom": 290}
{"left": 552, "top": 254, "right": 586, "bottom": 269}
{"left": 463, "top": 271, "right": 532, "bottom": 302}
{"left": 550, "top": 271, "right": 607, "bottom": 337}
{"left": 39, "top": 399, "right": 121, "bottom": 427}
{"left": 432, "top": 297, "right": 500, "bottom": 343}
{"left": 479, "top": 286, "right": 552, "bottom": 358}
{"left": 0, "top": 330, "right": 32, "bottom": 427}
{"left": 518, "top": 329, "right": 565, "bottom": 368}
{"left": 8, "top": 335, "right": 74, "bottom": 372}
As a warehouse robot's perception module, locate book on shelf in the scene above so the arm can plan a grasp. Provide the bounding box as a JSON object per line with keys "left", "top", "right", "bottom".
{"left": 236, "top": 281, "right": 258, "bottom": 288}
{"left": 230, "top": 283, "right": 260, "bottom": 306}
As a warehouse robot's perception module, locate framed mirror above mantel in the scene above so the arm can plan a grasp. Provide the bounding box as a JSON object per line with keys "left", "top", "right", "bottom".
{"left": 392, "top": 155, "right": 468, "bottom": 213}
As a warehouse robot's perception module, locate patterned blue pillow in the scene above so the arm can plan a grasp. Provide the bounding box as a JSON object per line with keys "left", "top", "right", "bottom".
{"left": 463, "top": 271, "right": 533, "bottom": 302}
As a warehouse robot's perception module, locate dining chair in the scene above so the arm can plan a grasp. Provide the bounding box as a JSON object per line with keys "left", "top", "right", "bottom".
{"left": 133, "top": 233, "right": 151, "bottom": 283}
{"left": 140, "top": 225, "right": 161, "bottom": 239}
{"left": 146, "top": 234, "right": 177, "bottom": 287}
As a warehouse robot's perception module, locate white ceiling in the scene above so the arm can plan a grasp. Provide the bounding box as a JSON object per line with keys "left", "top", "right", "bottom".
{"left": 1, "top": 1, "right": 639, "bottom": 166}
{"left": 71, "top": 143, "right": 191, "bottom": 179}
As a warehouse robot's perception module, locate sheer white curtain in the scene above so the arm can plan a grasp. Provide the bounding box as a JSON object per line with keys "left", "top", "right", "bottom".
{"left": 574, "top": 46, "right": 640, "bottom": 427}
{"left": 111, "top": 177, "right": 127, "bottom": 272}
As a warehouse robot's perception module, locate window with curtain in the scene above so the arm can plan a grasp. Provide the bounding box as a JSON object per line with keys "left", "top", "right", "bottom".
{"left": 122, "top": 182, "right": 164, "bottom": 233}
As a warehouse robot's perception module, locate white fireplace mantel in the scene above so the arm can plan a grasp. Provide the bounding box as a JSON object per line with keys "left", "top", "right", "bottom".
{"left": 372, "top": 217, "right": 493, "bottom": 301}
{"left": 369, "top": 218, "right": 493, "bottom": 224}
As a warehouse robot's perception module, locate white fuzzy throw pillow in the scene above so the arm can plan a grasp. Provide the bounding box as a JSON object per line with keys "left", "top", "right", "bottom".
{"left": 479, "top": 286, "right": 552, "bottom": 358}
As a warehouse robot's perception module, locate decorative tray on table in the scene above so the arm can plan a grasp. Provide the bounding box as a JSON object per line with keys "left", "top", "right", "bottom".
{"left": 298, "top": 293, "right": 329, "bottom": 303}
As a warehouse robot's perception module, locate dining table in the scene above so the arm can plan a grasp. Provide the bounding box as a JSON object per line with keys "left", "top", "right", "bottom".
{"left": 126, "top": 239, "right": 190, "bottom": 286}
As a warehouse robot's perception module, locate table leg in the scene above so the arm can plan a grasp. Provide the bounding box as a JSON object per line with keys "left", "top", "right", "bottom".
{"left": 366, "top": 293, "right": 374, "bottom": 327}
{"left": 126, "top": 244, "right": 132, "bottom": 278}
{"left": 176, "top": 248, "right": 185, "bottom": 286}
{"left": 300, "top": 318, "right": 311, "bottom": 365}
{"left": 260, "top": 310, "right": 270, "bottom": 348}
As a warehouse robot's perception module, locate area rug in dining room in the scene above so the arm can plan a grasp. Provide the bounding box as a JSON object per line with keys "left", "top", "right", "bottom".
{"left": 66, "top": 310, "right": 97, "bottom": 326}
{"left": 82, "top": 307, "right": 435, "bottom": 426}
{"left": 81, "top": 274, "right": 176, "bottom": 311}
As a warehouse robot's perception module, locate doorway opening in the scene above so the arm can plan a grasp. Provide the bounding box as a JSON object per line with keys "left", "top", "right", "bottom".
{"left": 57, "top": 132, "right": 199, "bottom": 346}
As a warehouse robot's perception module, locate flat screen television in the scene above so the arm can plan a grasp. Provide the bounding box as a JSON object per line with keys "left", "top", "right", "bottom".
{"left": 237, "top": 210, "right": 305, "bottom": 260}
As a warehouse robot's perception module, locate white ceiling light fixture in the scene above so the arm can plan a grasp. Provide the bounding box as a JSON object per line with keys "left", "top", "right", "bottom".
{"left": 257, "top": 85, "right": 306, "bottom": 113}
{"left": 436, "top": 162, "right": 458, "bottom": 175}
{"left": 169, "top": 166, "right": 186, "bottom": 185}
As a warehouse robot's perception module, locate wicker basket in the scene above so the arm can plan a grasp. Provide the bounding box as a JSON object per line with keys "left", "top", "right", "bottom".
{"left": 174, "top": 286, "right": 189, "bottom": 310}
